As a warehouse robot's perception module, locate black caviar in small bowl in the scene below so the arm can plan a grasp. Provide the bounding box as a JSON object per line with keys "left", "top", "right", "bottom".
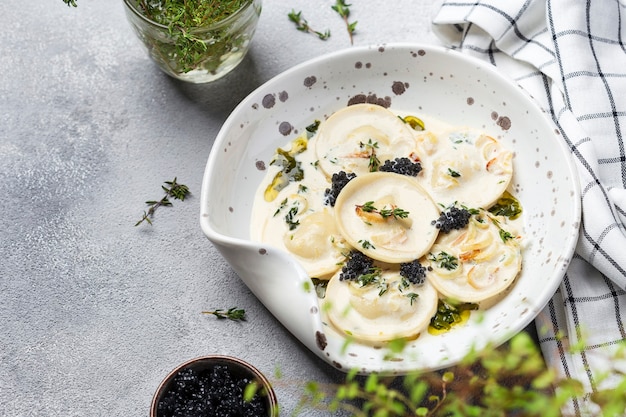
{"left": 150, "top": 355, "right": 279, "bottom": 417}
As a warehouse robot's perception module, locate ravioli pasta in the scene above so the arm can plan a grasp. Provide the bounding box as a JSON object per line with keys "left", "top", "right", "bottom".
{"left": 250, "top": 103, "right": 523, "bottom": 344}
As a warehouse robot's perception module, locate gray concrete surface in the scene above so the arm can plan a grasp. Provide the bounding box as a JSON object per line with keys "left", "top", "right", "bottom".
{"left": 0, "top": 1, "right": 450, "bottom": 416}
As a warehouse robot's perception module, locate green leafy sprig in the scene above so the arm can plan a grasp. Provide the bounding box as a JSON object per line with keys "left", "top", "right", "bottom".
{"left": 331, "top": 0, "right": 357, "bottom": 45}
{"left": 135, "top": 178, "right": 190, "bottom": 226}
{"left": 63, "top": 0, "right": 77, "bottom": 6}
{"left": 202, "top": 307, "right": 246, "bottom": 321}
{"left": 288, "top": 9, "right": 331, "bottom": 40}
{"left": 357, "top": 201, "right": 410, "bottom": 220}
{"left": 296, "top": 331, "right": 626, "bottom": 416}
{"left": 137, "top": 0, "right": 249, "bottom": 74}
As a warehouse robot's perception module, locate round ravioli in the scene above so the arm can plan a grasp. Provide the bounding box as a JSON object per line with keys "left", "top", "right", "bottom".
{"left": 413, "top": 129, "right": 513, "bottom": 209}
{"left": 324, "top": 268, "right": 439, "bottom": 343}
{"left": 425, "top": 211, "right": 522, "bottom": 303}
{"left": 334, "top": 172, "right": 440, "bottom": 263}
{"left": 314, "top": 103, "right": 416, "bottom": 178}
{"left": 282, "top": 208, "right": 349, "bottom": 278}
{"left": 254, "top": 186, "right": 349, "bottom": 278}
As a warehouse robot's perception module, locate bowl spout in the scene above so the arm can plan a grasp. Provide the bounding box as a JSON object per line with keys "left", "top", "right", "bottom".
{"left": 208, "top": 235, "right": 327, "bottom": 354}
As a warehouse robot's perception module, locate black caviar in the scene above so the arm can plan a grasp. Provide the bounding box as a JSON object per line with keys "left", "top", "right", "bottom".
{"left": 339, "top": 251, "right": 375, "bottom": 281}
{"left": 323, "top": 171, "right": 356, "bottom": 206}
{"left": 431, "top": 205, "right": 473, "bottom": 233}
{"left": 399, "top": 260, "right": 427, "bottom": 285}
{"left": 156, "top": 364, "right": 268, "bottom": 417}
{"left": 379, "top": 157, "right": 422, "bottom": 176}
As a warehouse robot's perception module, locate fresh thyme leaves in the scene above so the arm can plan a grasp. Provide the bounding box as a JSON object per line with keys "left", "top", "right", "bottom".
{"left": 356, "top": 201, "right": 410, "bottom": 220}
{"left": 62, "top": 0, "right": 77, "bottom": 6}
{"left": 359, "top": 139, "right": 380, "bottom": 172}
{"left": 360, "top": 201, "right": 377, "bottom": 213}
{"left": 448, "top": 168, "right": 461, "bottom": 178}
{"left": 490, "top": 215, "right": 516, "bottom": 243}
{"left": 288, "top": 9, "right": 331, "bottom": 40}
{"left": 202, "top": 307, "right": 246, "bottom": 321}
{"left": 380, "top": 206, "right": 410, "bottom": 219}
{"left": 499, "top": 229, "right": 514, "bottom": 242}
{"left": 358, "top": 239, "right": 375, "bottom": 250}
{"left": 331, "top": 0, "right": 357, "bottom": 45}
{"left": 429, "top": 251, "right": 459, "bottom": 271}
{"left": 273, "top": 198, "right": 288, "bottom": 217}
{"left": 133, "top": 0, "right": 252, "bottom": 75}
{"left": 285, "top": 205, "right": 301, "bottom": 230}
{"left": 135, "top": 178, "right": 190, "bottom": 226}
{"left": 273, "top": 198, "right": 302, "bottom": 230}
{"left": 289, "top": 1, "right": 357, "bottom": 44}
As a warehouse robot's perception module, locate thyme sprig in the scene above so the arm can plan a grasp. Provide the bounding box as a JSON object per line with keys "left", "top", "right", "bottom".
{"left": 135, "top": 0, "right": 250, "bottom": 74}
{"left": 331, "top": 0, "right": 357, "bottom": 45}
{"left": 202, "top": 307, "right": 246, "bottom": 321}
{"left": 429, "top": 251, "right": 459, "bottom": 271}
{"left": 135, "top": 178, "right": 190, "bottom": 226}
{"left": 359, "top": 139, "right": 380, "bottom": 172}
{"left": 288, "top": 10, "right": 331, "bottom": 40}
{"left": 357, "top": 201, "right": 410, "bottom": 220}
{"left": 62, "top": 0, "right": 77, "bottom": 6}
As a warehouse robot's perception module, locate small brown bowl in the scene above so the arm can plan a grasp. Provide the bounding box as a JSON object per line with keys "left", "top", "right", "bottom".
{"left": 150, "top": 355, "right": 278, "bottom": 417}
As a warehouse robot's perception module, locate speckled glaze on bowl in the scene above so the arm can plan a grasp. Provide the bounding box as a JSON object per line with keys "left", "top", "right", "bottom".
{"left": 200, "top": 43, "right": 581, "bottom": 374}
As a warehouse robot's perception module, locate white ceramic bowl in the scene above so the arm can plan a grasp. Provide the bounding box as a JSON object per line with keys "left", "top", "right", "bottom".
{"left": 200, "top": 43, "right": 581, "bottom": 374}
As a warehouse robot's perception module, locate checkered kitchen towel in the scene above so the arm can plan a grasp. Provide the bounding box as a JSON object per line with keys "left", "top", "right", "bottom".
{"left": 432, "top": 1, "right": 626, "bottom": 415}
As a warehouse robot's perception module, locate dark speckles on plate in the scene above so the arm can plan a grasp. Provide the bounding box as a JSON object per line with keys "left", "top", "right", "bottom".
{"left": 255, "top": 160, "right": 266, "bottom": 170}
{"left": 347, "top": 93, "right": 391, "bottom": 108}
{"left": 467, "top": 97, "right": 475, "bottom": 105}
{"left": 316, "top": 331, "right": 327, "bottom": 350}
{"left": 355, "top": 61, "right": 363, "bottom": 69}
{"left": 278, "top": 91, "right": 288, "bottom": 102}
{"left": 392, "top": 81, "right": 409, "bottom": 95}
{"left": 279, "top": 121, "right": 293, "bottom": 136}
{"left": 496, "top": 116, "right": 512, "bottom": 130}
{"left": 304, "top": 76, "right": 317, "bottom": 88}
{"left": 262, "top": 94, "right": 275, "bottom": 109}
{"left": 258, "top": 248, "right": 267, "bottom": 255}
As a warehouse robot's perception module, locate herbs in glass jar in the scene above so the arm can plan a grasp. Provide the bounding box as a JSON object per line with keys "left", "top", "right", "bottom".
{"left": 122, "top": 0, "right": 262, "bottom": 83}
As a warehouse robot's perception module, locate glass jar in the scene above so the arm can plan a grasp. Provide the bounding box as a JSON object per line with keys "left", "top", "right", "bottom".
{"left": 123, "top": 0, "right": 262, "bottom": 83}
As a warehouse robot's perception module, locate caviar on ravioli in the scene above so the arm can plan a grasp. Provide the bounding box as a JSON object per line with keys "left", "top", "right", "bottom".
{"left": 324, "top": 266, "right": 439, "bottom": 343}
